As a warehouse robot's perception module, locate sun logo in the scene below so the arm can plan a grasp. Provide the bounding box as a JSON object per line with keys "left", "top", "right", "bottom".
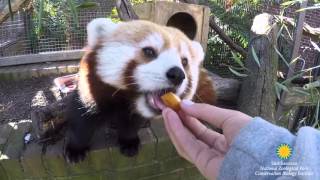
{"left": 276, "top": 144, "right": 292, "bottom": 160}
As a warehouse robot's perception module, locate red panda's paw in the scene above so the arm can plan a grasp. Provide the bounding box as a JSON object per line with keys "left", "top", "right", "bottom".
{"left": 118, "top": 137, "right": 140, "bottom": 157}
{"left": 64, "top": 144, "right": 89, "bottom": 163}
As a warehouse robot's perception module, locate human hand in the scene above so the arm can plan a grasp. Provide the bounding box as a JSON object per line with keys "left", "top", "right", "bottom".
{"left": 162, "top": 100, "right": 252, "bottom": 180}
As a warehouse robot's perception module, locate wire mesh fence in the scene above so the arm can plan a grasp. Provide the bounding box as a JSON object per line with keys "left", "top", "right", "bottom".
{"left": 0, "top": 0, "right": 115, "bottom": 57}
{"left": 1, "top": 0, "right": 319, "bottom": 79}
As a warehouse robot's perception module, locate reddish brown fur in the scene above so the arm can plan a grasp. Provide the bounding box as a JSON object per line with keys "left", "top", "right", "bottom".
{"left": 78, "top": 49, "right": 137, "bottom": 110}
{"left": 193, "top": 69, "right": 217, "bottom": 105}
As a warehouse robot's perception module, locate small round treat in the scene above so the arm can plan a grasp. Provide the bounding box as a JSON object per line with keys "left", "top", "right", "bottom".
{"left": 161, "top": 92, "right": 181, "bottom": 111}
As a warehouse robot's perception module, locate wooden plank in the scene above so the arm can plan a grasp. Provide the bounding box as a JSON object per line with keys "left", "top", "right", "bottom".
{"left": 0, "top": 50, "right": 84, "bottom": 67}
{"left": 287, "top": 0, "right": 308, "bottom": 78}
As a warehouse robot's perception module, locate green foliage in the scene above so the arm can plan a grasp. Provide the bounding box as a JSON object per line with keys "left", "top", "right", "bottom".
{"left": 33, "top": 0, "right": 97, "bottom": 37}
{"left": 108, "top": 7, "right": 121, "bottom": 22}
{"left": 204, "top": 0, "right": 261, "bottom": 77}
{"left": 207, "top": 0, "right": 261, "bottom": 48}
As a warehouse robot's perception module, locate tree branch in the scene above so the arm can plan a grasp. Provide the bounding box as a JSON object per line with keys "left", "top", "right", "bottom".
{"left": 115, "top": 0, "right": 139, "bottom": 21}
{"left": 209, "top": 15, "right": 248, "bottom": 58}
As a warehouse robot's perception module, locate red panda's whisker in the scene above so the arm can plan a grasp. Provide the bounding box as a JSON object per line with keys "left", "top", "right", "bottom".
{"left": 112, "top": 88, "right": 122, "bottom": 97}
{"left": 111, "top": 83, "right": 138, "bottom": 97}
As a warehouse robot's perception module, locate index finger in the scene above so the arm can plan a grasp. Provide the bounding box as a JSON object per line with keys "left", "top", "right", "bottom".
{"left": 180, "top": 101, "right": 252, "bottom": 142}
{"left": 162, "top": 108, "right": 209, "bottom": 162}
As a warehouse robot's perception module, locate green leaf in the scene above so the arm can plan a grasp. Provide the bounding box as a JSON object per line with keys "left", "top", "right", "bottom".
{"left": 313, "top": 101, "right": 319, "bottom": 128}
{"left": 274, "top": 46, "right": 290, "bottom": 67}
{"left": 310, "top": 40, "right": 320, "bottom": 52}
{"left": 296, "top": 4, "right": 320, "bottom": 12}
{"left": 251, "top": 47, "right": 261, "bottom": 68}
{"left": 228, "top": 67, "right": 248, "bottom": 77}
{"left": 282, "top": 71, "right": 304, "bottom": 85}
{"left": 284, "top": 25, "right": 293, "bottom": 40}
{"left": 231, "top": 52, "right": 245, "bottom": 68}
{"left": 277, "top": 24, "right": 285, "bottom": 40}
{"left": 67, "top": 0, "right": 79, "bottom": 28}
{"left": 276, "top": 82, "right": 289, "bottom": 92}
{"left": 281, "top": 0, "right": 300, "bottom": 7}
{"left": 37, "top": 0, "right": 44, "bottom": 34}
{"left": 292, "top": 88, "right": 310, "bottom": 96}
{"left": 290, "top": 56, "right": 301, "bottom": 65}
{"left": 275, "top": 83, "right": 281, "bottom": 100}
{"left": 275, "top": 82, "right": 289, "bottom": 100}
{"left": 303, "top": 65, "right": 320, "bottom": 72}
{"left": 76, "top": 2, "right": 99, "bottom": 9}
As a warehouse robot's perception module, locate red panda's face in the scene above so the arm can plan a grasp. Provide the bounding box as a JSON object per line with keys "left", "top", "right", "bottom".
{"left": 86, "top": 18, "right": 204, "bottom": 118}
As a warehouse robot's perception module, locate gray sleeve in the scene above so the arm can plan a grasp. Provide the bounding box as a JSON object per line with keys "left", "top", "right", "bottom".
{"left": 218, "top": 117, "right": 320, "bottom": 180}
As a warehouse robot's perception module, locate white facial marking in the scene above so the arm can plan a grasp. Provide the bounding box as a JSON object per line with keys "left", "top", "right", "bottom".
{"left": 134, "top": 48, "right": 185, "bottom": 92}
{"left": 97, "top": 42, "right": 136, "bottom": 89}
{"left": 87, "top": 18, "right": 118, "bottom": 48}
{"left": 176, "top": 42, "right": 190, "bottom": 96}
{"left": 191, "top": 41, "right": 204, "bottom": 62}
{"left": 139, "top": 33, "right": 164, "bottom": 51}
{"left": 136, "top": 96, "right": 155, "bottom": 118}
{"left": 180, "top": 41, "right": 191, "bottom": 60}
{"left": 184, "top": 41, "right": 204, "bottom": 100}
{"left": 185, "top": 65, "right": 200, "bottom": 100}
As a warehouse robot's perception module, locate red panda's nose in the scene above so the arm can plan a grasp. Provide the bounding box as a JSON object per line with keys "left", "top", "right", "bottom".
{"left": 166, "top": 67, "right": 185, "bottom": 86}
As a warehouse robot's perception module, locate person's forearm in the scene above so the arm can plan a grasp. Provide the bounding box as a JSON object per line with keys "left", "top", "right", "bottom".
{"left": 218, "top": 117, "right": 320, "bottom": 180}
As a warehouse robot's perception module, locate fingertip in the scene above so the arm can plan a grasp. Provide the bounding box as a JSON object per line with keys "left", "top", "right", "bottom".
{"left": 162, "top": 108, "right": 176, "bottom": 121}
{"left": 162, "top": 108, "right": 170, "bottom": 117}
{"left": 180, "top": 99, "right": 194, "bottom": 110}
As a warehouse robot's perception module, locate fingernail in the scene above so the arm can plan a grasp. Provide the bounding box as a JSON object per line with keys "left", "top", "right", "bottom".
{"left": 181, "top": 99, "right": 194, "bottom": 107}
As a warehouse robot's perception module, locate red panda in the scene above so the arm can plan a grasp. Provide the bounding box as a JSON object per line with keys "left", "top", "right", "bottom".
{"left": 64, "top": 18, "right": 216, "bottom": 163}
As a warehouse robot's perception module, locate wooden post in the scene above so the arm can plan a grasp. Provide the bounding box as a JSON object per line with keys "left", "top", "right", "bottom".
{"left": 238, "top": 13, "right": 279, "bottom": 123}
{"left": 275, "top": 0, "right": 308, "bottom": 122}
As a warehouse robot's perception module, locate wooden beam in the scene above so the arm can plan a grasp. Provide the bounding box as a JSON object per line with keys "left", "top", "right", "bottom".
{"left": 0, "top": 50, "right": 84, "bottom": 67}
{"left": 238, "top": 13, "right": 279, "bottom": 123}
{"left": 287, "top": 0, "right": 308, "bottom": 78}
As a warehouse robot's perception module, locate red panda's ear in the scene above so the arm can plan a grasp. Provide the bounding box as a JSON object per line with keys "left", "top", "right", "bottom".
{"left": 87, "top": 18, "right": 118, "bottom": 48}
{"left": 193, "top": 69, "right": 216, "bottom": 105}
{"left": 191, "top": 41, "right": 204, "bottom": 63}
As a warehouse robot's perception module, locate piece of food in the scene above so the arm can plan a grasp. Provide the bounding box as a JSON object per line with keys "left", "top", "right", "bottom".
{"left": 161, "top": 92, "right": 181, "bottom": 111}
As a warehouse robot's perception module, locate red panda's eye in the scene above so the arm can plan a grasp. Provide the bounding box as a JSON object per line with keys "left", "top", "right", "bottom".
{"left": 182, "top": 57, "right": 188, "bottom": 66}
{"left": 142, "top": 47, "right": 157, "bottom": 58}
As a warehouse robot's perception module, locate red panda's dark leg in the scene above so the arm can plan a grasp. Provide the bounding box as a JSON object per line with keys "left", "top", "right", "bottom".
{"left": 117, "top": 113, "right": 145, "bottom": 157}
{"left": 63, "top": 93, "right": 100, "bottom": 163}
